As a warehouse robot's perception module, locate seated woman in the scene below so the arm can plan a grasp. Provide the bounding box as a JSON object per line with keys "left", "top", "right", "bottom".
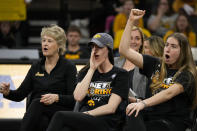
{"left": 143, "top": 35, "right": 164, "bottom": 57}
{"left": 147, "top": 0, "right": 178, "bottom": 37}
{"left": 163, "top": 13, "right": 196, "bottom": 47}
{"left": 47, "top": 33, "right": 129, "bottom": 131}
{"left": 119, "top": 9, "right": 197, "bottom": 131}
{"left": 0, "top": 25, "right": 77, "bottom": 131}
{"left": 114, "top": 26, "right": 147, "bottom": 100}
{"left": 115, "top": 34, "right": 165, "bottom": 102}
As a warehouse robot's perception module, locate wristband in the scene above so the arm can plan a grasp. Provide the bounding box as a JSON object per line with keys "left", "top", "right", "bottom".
{"left": 140, "top": 101, "right": 147, "bottom": 108}
{"left": 136, "top": 98, "right": 141, "bottom": 103}
{"left": 55, "top": 95, "right": 59, "bottom": 102}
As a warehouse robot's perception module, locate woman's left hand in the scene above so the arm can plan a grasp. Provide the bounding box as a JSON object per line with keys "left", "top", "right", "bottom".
{"left": 40, "top": 93, "right": 58, "bottom": 105}
{"left": 126, "top": 102, "right": 145, "bottom": 117}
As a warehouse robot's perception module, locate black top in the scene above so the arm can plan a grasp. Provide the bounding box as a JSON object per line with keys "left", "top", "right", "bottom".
{"left": 4, "top": 56, "right": 77, "bottom": 109}
{"left": 77, "top": 66, "right": 129, "bottom": 128}
{"left": 0, "top": 31, "right": 16, "bottom": 48}
{"left": 140, "top": 55, "right": 195, "bottom": 122}
{"left": 64, "top": 46, "right": 90, "bottom": 59}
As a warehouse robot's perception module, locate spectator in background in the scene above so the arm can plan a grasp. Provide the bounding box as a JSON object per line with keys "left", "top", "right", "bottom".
{"left": 147, "top": 0, "right": 178, "bottom": 37}
{"left": 0, "top": 21, "right": 16, "bottom": 48}
{"left": 163, "top": 13, "right": 196, "bottom": 47}
{"left": 143, "top": 35, "right": 164, "bottom": 57}
{"left": 0, "top": 25, "right": 77, "bottom": 131}
{"left": 89, "top": 0, "right": 120, "bottom": 37}
{"left": 114, "top": 26, "right": 147, "bottom": 100}
{"left": 172, "top": 0, "right": 197, "bottom": 15}
{"left": 104, "top": 0, "right": 125, "bottom": 34}
{"left": 171, "top": 0, "right": 197, "bottom": 35}
{"left": 113, "top": 0, "right": 150, "bottom": 55}
{"left": 12, "top": 21, "right": 29, "bottom": 47}
{"left": 113, "top": 0, "right": 140, "bottom": 35}
{"left": 142, "top": 36, "right": 165, "bottom": 99}
{"left": 64, "top": 25, "right": 90, "bottom": 60}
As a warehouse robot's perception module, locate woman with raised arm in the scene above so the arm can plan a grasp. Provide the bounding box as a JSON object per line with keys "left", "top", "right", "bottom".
{"left": 114, "top": 26, "right": 148, "bottom": 101}
{"left": 119, "top": 9, "right": 197, "bottom": 131}
{"left": 47, "top": 33, "right": 129, "bottom": 131}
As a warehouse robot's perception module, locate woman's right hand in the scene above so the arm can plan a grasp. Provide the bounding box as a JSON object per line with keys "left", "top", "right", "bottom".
{"left": 0, "top": 82, "right": 10, "bottom": 96}
{"left": 90, "top": 48, "right": 105, "bottom": 71}
{"left": 126, "top": 102, "right": 146, "bottom": 117}
{"left": 129, "top": 9, "right": 145, "bottom": 22}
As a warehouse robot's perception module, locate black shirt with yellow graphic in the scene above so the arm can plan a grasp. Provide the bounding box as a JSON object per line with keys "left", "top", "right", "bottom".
{"left": 140, "top": 55, "right": 195, "bottom": 125}
{"left": 64, "top": 46, "right": 90, "bottom": 60}
{"left": 77, "top": 66, "right": 129, "bottom": 127}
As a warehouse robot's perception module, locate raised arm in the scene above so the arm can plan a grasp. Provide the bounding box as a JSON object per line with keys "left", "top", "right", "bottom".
{"left": 119, "top": 9, "right": 145, "bottom": 69}
{"left": 147, "top": 7, "right": 164, "bottom": 32}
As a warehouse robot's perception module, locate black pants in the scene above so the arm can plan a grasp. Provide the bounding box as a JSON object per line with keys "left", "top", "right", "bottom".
{"left": 20, "top": 98, "right": 71, "bottom": 131}
{"left": 47, "top": 111, "right": 109, "bottom": 131}
{"left": 123, "top": 112, "right": 187, "bottom": 131}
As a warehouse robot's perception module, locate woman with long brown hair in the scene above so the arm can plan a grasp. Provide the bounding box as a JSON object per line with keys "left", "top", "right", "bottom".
{"left": 119, "top": 9, "right": 197, "bottom": 131}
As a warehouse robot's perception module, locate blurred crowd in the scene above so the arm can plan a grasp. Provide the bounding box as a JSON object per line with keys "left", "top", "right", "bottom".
{"left": 0, "top": 0, "right": 197, "bottom": 59}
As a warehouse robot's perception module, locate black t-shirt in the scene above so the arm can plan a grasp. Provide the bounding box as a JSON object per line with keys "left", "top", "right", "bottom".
{"left": 64, "top": 46, "right": 90, "bottom": 59}
{"left": 0, "top": 32, "right": 16, "bottom": 48}
{"left": 77, "top": 66, "right": 129, "bottom": 128}
{"left": 140, "top": 55, "right": 195, "bottom": 122}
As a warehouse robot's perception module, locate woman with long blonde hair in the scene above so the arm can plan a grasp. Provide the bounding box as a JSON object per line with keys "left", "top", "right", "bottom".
{"left": 143, "top": 35, "right": 164, "bottom": 57}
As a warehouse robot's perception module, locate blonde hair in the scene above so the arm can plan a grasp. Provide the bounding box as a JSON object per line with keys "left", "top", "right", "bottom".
{"left": 131, "top": 26, "right": 144, "bottom": 53}
{"left": 41, "top": 24, "right": 66, "bottom": 55}
{"left": 150, "top": 33, "right": 197, "bottom": 109}
{"left": 143, "top": 35, "right": 164, "bottom": 57}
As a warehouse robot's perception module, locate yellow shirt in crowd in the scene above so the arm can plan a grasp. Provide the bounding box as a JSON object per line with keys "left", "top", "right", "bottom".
{"left": 164, "top": 30, "right": 197, "bottom": 47}
{"left": 113, "top": 13, "right": 144, "bottom": 34}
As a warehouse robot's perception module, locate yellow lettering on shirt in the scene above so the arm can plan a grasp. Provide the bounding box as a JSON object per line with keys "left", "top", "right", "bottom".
{"left": 161, "top": 83, "right": 173, "bottom": 89}
{"left": 65, "top": 54, "right": 80, "bottom": 59}
{"left": 89, "top": 88, "right": 112, "bottom": 95}
{"left": 94, "top": 89, "right": 100, "bottom": 94}
{"left": 35, "top": 72, "right": 44, "bottom": 77}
